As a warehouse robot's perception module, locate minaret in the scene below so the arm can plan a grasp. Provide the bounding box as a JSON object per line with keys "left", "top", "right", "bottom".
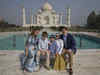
{"left": 30, "top": 8, "right": 33, "bottom": 24}
{"left": 60, "top": 12, "right": 63, "bottom": 25}
{"left": 22, "top": 7, "right": 26, "bottom": 26}
{"left": 34, "top": 15, "right": 36, "bottom": 24}
{"left": 31, "top": 15, "right": 33, "bottom": 24}
{"left": 66, "top": 7, "right": 71, "bottom": 27}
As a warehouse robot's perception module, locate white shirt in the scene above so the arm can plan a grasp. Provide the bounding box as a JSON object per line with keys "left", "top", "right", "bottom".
{"left": 56, "top": 39, "right": 64, "bottom": 55}
{"left": 38, "top": 38, "right": 49, "bottom": 50}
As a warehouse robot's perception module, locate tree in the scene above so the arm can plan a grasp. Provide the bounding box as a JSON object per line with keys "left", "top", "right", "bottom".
{"left": 87, "top": 11, "right": 96, "bottom": 28}
{"left": 0, "top": 20, "right": 8, "bottom": 24}
{"left": 95, "top": 14, "right": 100, "bottom": 28}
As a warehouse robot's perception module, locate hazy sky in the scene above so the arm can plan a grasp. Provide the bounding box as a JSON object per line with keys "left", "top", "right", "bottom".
{"left": 0, "top": 0, "right": 100, "bottom": 25}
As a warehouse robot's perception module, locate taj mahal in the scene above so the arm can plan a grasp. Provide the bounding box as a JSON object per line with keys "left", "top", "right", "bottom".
{"left": 22, "top": 2, "right": 71, "bottom": 27}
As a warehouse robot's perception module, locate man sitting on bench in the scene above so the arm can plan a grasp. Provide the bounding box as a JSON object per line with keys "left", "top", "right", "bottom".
{"left": 60, "top": 27, "right": 77, "bottom": 73}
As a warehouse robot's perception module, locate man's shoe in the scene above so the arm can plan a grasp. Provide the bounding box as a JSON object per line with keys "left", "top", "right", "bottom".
{"left": 69, "top": 68, "right": 73, "bottom": 75}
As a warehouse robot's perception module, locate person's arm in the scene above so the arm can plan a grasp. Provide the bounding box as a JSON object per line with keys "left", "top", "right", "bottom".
{"left": 38, "top": 39, "right": 42, "bottom": 50}
{"left": 59, "top": 40, "right": 64, "bottom": 55}
{"left": 55, "top": 41, "right": 59, "bottom": 55}
{"left": 25, "top": 47, "right": 28, "bottom": 56}
{"left": 46, "top": 39, "right": 50, "bottom": 50}
{"left": 70, "top": 35, "right": 77, "bottom": 54}
{"left": 25, "top": 35, "right": 31, "bottom": 47}
{"left": 48, "top": 41, "right": 51, "bottom": 52}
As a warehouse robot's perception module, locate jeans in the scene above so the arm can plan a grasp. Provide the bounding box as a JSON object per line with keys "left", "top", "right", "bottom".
{"left": 23, "top": 45, "right": 37, "bottom": 72}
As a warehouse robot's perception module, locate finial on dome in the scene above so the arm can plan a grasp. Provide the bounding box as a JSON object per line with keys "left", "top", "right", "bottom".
{"left": 42, "top": 2, "right": 53, "bottom": 11}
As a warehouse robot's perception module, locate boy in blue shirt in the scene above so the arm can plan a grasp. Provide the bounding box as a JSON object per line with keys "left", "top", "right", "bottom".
{"left": 49, "top": 35, "right": 58, "bottom": 55}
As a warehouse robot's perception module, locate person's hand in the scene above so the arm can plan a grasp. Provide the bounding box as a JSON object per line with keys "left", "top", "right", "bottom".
{"left": 56, "top": 52, "right": 58, "bottom": 55}
{"left": 42, "top": 51, "right": 46, "bottom": 55}
{"left": 62, "top": 49, "right": 66, "bottom": 54}
{"left": 32, "top": 48, "right": 34, "bottom": 51}
{"left": 48, "top": 42, "right": 51, "bottom": 45}
{"left": 29, "top": 45, "right": 34, "bottom": 51}
{"left": 55, "top": 52, "right": 59, "bottom": 56}
{"left": 68, "top": 49, "right": 72, "bottom": 53}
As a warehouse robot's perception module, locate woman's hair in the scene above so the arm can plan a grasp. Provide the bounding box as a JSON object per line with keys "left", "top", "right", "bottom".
{"left": 30, "top": 28, "right": 40, "bottom": 35}
{"left": 42, "top": 31, "right": 48, "bottom": 37}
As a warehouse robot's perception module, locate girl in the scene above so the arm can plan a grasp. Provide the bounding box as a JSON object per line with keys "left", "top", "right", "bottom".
{"left": 54, "top": 33, "right": 66, "bottom": 71}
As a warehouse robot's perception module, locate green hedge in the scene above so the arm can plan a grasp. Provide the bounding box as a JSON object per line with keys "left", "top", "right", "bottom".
{"left": 0, "top": 26, "right": 100, "bottom": 32}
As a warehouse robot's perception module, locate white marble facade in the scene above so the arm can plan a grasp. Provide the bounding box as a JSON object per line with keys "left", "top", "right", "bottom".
{"left": 23, "top": 2, "right": 71, "bottom": 27}
{"left": 34, "top": 2, "right": 59, "bottom": 25}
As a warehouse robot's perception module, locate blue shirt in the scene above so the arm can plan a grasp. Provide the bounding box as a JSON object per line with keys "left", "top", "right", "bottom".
{"left": 48, "top": 41, "right": 58, "bottom": 54}
{"left": 38, "top": 38, "right": 49, "bottom": 50}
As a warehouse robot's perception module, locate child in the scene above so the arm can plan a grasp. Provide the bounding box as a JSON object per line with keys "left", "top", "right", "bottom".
{"left": 54, "top": 33, "right": 66, "bottom": 71}
{"left": 49, "top": 35, "right": 58, "bottom": 55}
{"left": 55, "top": 33, "right": 64, "bottom": 55}
{"left": 36, "top": 31, "right": 50, "bottom": 70}
{"left": 48, "top": 35, "right": 58, "bottom": 68}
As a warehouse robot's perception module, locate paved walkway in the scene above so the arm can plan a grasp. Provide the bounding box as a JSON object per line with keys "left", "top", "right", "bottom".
{"left": 0, "top": 50, "right": 100, "bottom": 75}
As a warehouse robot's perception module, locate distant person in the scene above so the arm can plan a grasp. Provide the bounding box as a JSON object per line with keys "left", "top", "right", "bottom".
{"left": 23, "top": 29, "right": 40, "bottom": 72}
{"left": 36, "top": 31, "right": 50, "bottom": 70}
{"left": 60, "top": 27, "right": 77, "bottom": 73}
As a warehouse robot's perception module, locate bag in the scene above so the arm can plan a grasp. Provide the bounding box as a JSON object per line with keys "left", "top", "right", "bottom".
{"left": 54, "top": 54, "right": 66, "bottom": 71}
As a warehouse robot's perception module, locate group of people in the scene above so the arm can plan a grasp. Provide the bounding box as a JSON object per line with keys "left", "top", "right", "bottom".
{"left": 22, "top": 27, "right": 77, "bottom": 73}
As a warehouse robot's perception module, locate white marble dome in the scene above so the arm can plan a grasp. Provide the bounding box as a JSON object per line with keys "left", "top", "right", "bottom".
{"left": 42, "top": 2, "right": 53, "bottom": 11}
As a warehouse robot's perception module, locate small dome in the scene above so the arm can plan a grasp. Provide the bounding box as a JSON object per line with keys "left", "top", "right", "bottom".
{"left": 43, "top": 2, "right": 52, "bottom": 11}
